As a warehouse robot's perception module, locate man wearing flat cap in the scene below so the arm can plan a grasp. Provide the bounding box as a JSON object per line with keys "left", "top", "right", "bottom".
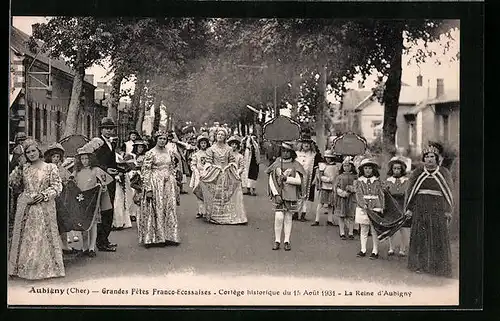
{"left": 81, "top": 117, "right": 120, "bottom": 252}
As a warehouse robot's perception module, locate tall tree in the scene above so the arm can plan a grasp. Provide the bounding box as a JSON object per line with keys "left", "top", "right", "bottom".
{"left": 29, "top": 17, "right": 113, "bottom": 136}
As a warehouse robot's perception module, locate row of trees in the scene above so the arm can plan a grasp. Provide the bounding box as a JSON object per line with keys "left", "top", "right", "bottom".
{"left": 29, "top": 18, "right": 458, "bottom": 159}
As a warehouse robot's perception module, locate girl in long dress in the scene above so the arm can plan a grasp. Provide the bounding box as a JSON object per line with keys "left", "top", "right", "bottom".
{"left": 200, "top": 128, "right": 248, "bottom": 225}
{"left": 72, "top": 148, "right": 114, "bottom": 257}
{"left": 311, "top": 150, "right": 338, "bottom": 227}
{"left": 44, "top": 143, "right": 78, "bottom": 254}
{"left": 8, "top": 139, "right": 64, "bottom": 280}
{"left": 241, "top": 135, "right": 260, "bottom": 196}
{"left": 139, "top": 131, "right": 180, "bottom": 247}
{"left": 334, "top": 156, "right": 358, "bottom": 240}
{"left": 129, "top": 140, "right": 148, "bottom": 222}
{"left": 385, "top": 157, "right": 410, "bottom": 257}
{"left": 112, "top": 150, "right": 134, "bottom": 230}
{"left": 228, "top": 135, "right": 245, "bottom": 177}
{"left": 404, "top": 146, "right": 454, "bottom": 277}
{"left": 190, "top": 135, "right": 210, "bottom": 219}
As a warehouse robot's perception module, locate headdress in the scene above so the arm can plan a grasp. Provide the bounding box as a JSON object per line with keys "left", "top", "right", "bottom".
{"left": 215, "top": 127, "right": 229, "bottom": 137}
{"left": 133, "top": 140, "right": 148, "bottom": 146}
{"left": 44, "top": 143, "right": 65, "bottom": 158}
{"left": 422, "top": 145, "right": 440, "bottom": 156}
{"left": 14, "top": 132, "right": 27, "bottom": 142}
{"left": 154, "top": 130, "right": 168, "bottom": 139}
{"left": 22, "top": 138, "right": 41, "bottom": 153}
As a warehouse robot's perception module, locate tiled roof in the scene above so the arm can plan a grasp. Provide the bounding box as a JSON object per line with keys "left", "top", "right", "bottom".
{"left": 341, "top": 89, "right": 373, "bottom": 111}
{"left": 347, "top": 85, "right": 431, "bottom": 112}
{"left": 10, "top": 26, "right": 94, "bottom": 87}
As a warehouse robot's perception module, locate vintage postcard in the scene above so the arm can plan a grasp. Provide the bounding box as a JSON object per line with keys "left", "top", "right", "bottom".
{"left": 8, "top": 9, "right": 468, "bottom": 307}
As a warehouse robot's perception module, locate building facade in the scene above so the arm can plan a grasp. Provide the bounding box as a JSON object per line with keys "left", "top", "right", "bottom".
{"left": 10, "top": 26, "right": 106, "bottom": 147}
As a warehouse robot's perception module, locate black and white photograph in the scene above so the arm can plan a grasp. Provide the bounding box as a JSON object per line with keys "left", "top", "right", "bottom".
{"left": 7, "top": 11, "right": 471, "bottom": 307}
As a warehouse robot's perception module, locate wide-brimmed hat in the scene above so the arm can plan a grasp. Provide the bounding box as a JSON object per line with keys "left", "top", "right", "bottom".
{"left": 281, "top": 142, "right": 295, "bottom": 151}
{"left": 14, "top": 132, "right": 27, "bottom": 142}
{"left": 323, "top": 150, "right": 336, "bottom": 159}
{"left": 76, "top": 147, "right": 93, "bottom": 156}
{"left": 227, "top": 135, "right": 241, "bottom": 145}
{"left": 196, "top": 135, "right": 210, "bottom": 143}
{"left": 99, "top": 117, "right": 117, "bottom": 128}
{"left": 388, "top": 156, "right": 407, "bottom": 170}
{"left": 128, "top": 130, "right": 140, "bottom": 137}
{"left": 358, "top": 157, "right": 379, "bottom": 169}
{"left": 44, "top": 143, "right": 65, "bottom": 157}
{"left": 342, "top": 156, "right": 355, "bottom": 165}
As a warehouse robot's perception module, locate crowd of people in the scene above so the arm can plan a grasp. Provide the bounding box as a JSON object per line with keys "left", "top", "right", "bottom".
{"left": 7, "top": 117, "right": 455, "bottom": 281}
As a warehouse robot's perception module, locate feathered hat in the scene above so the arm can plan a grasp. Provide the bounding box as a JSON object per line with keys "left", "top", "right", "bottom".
{"left": 76, "top": 146, "right": 93, "bottom": 156}
{"left": 44, "top": 143, "right": 65, "bottom": 158}
{"left": 227, "top": 135, "right": 241, "bottom": 145}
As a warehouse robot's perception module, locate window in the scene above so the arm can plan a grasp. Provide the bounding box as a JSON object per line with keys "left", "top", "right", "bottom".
{"left": 443, "top": 115, "right": 449, "bottom": 143}
{"left": 35, "top": 107, "right": 41, "bottom": 141}
{"left": 27, "top": 105, "right": 33, "bottom": 136}
{"left": 43, "top": 108, "right": 47, "bottom": 136}
{"left": 56, "top": 111, "right": 61, "bottom": 141}
{"left": 86, "top": 115, "right": 92, "bottom": 138}
{"left": 409, "top": 121, "right": 416, "bottom": 146}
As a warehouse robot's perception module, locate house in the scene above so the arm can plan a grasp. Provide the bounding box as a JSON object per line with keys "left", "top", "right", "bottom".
{"left": 400, "top": 79, "right": 459, "bottom": 156}
{"left": 340, "top": 80, "right": 428, "bottom": 144}
{"left": 339, "top": 76, "right": 459, "bottom": 158}
{"left": 9, "top": 25, "right": 106, "bottom": 146}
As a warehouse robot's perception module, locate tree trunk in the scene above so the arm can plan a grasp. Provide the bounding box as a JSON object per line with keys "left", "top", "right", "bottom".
{"left": 134, "top": 74, "right": 147, "bottom": 134}
{"left": 314, "top": 65, "right": 328, "bottom": 152}
{"left": 380, "top": 22, "right": 404, "bottom": 179}
{"left": 107, "top": 71, "right": 124, "bottom": 121}
{"left": 290, "top": 73, "right": 301, "bottom": 120}
{"left": 152, "top": 95, "right": 161, "bottom": 134}
{"left": 63, "top": 58, "right": 85, "bottom": 137}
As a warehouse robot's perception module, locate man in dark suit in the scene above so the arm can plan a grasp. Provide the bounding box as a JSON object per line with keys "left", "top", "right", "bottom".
{"left": 89, "top": 117, "right": 120, "bottom": 252}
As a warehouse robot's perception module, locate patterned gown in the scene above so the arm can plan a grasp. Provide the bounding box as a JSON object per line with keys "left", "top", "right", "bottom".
{"left": 200, "top": 144, "right": 248, "bottom": 225}
{"left": 8, "top": 162, "right": 64, "bottom": 280}
{"left": 139, "top": 148, "right": 179, "bottom": 245}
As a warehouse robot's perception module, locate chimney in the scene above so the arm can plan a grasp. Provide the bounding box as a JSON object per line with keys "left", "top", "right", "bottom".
{"left": 84, "top": 74, "right": 94, "bottom": 85}
{"left": 358, "top": 80, "right": 364, "bottom": 89}
{"left": 417, "top": 74, "right": 423, "bottom": 87}
{"left": 436, "top": 78, "right": 444, "bottom": 98}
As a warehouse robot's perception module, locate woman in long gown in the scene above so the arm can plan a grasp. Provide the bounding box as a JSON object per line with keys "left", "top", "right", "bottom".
{"left": 112, "top": 151, "right": 134, "bottom": 230}
{"left": 404, "top": 145, "right": 454, "bottom": 277}
{"left": 139, "top": 131, "right": 180, "bottom": 247}
{"left": 8, "top": 139, "right": 64, "bottom": 280}
{"left": 129, "top": 140, "right": 148, "bottom": 222}
{"left": 200, "top": 128, "right": 248, "bottom": 225}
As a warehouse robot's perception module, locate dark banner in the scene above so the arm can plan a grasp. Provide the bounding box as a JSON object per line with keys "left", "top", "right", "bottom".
{"left": 56, "top": 181, "right": 101, "bottom": 232}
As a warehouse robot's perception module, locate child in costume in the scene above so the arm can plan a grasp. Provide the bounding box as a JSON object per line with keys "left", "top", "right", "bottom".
{"left": 311, "top": 150, "right": 339, "bottom": 226}
{"left": 190, "top": 135, "right": 210, "bottom": 219}
{"left": 334, "top": 156, "right": 358, "bottom": 240}
{"left": 265, "top": 142, "right": 306, "bottom": 251}
{"left": 354, "top": 158, "right": 385, "bottom": 260}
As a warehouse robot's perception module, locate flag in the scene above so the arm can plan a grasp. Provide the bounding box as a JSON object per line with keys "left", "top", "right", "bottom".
{"left": 366, "top": 190, "right": 408, "bottom": 242}
{"left": 56, "top": 181, "right": 101, "bottom": 232}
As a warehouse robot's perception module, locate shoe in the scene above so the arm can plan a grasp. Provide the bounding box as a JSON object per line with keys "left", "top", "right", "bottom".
{"left": 73, "top": 236, "right": 79, "bottom": 242}
{"left": 388, "top": 250, "right": 395, "bottom": 256}
{"left": 311, "top": 221, "right": 320, "bottom": 226}
{"left": 87, "top": 250, "right": 97, "bottom": 257}
{"left": 292, "top": 213, "right": 299, "bottom": 221}
{"left": 196, "top": 213, "right": 203, "bottom": 219}
{"left": 130, "top": 216, "right": 137, "bottom": 222}
{"left": 369, "top": 253, "right": 379, "bottom": 260}
{"left": 356, "top": 251, "right": 366, "bottom": 257}
{"left": 299, "top": 213, "right": 307, "bottom": 222}
{"left": 398, "top": 251, "right": 407, "bottom": 257}
{"left": 348, "top": 235, "right": 354, "bottom": 240}
{"left": 272, "top": 242, "right": 280, "bottom": 250}
{"left": 327, "top": 221, "right": 334, "bottom": 226}
{"left": 98, "top": 245, "right": 116, "bottom": 252}
{"left": 82, "top": 250, "right": 89, "bottom": 256}
{"left": 340, "top": 235, "right": 347, "bottom": 240}
{"left": 284, "top": 242, "right": 291, "bottom": 251}
{"left": 107, "top": 243, "right": 118, "bottom": 248}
